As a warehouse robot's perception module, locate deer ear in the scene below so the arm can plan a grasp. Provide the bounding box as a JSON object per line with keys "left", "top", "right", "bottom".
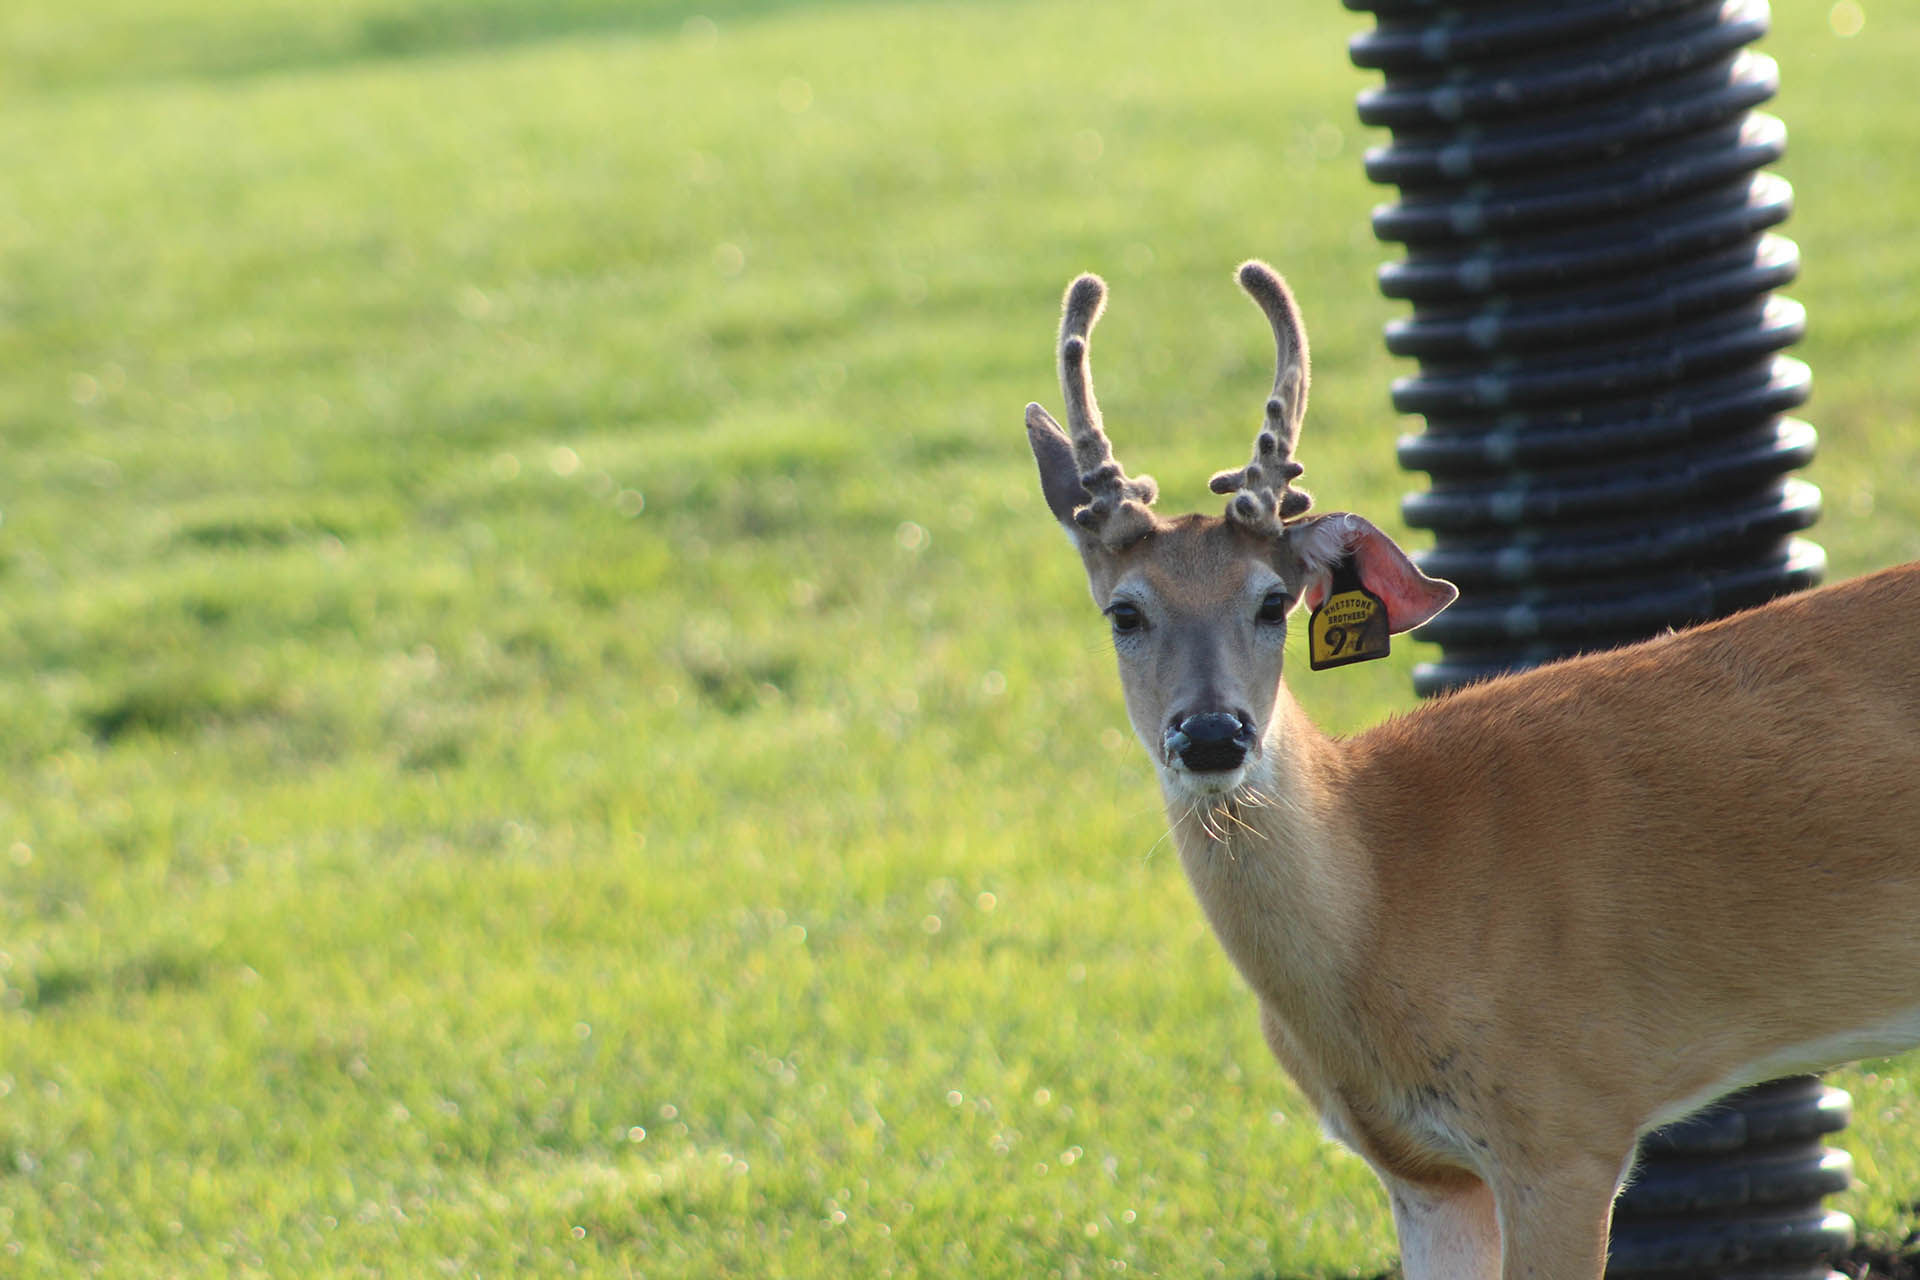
{"left": 1288, "top": 513, "right": 1458, "bottom": 634}
{"left": 1027, "top": 402, "right": 1091, "bottom": 532}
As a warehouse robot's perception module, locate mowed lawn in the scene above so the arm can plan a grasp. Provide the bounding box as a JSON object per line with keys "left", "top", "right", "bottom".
{"left": 3, "top": 0, "right": 1919, "bottom": 1275}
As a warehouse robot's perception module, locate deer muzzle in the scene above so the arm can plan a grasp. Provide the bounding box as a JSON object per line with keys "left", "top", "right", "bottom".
{"left": 1165, "top": 712, "right": 1256, "bottom": 774}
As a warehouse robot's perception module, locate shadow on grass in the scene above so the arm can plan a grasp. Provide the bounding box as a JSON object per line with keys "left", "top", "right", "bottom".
{"left": 24, "top": 947, "right": 210, "bottom": 1012}
{"left": 70, "top": 0, "right": 1004, "bottom": 89}
{"left": 82, "top": 670, "right": 287, "bottom": 746}
{"left": 1848, "top": 1207, "right": 1920, "bottom": 1280}
{"left": 351, "top": 0, "right": 865, "bottom": 63}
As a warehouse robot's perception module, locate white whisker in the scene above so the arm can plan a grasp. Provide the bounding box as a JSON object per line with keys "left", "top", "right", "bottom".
{"left": 1220, "top": 802, "right": 1261, "bottom": 839}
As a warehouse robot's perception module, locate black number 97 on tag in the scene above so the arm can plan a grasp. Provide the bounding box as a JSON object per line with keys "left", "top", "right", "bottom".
{"left": 1307, "top": 561, "right": 1391, "bottom": 672}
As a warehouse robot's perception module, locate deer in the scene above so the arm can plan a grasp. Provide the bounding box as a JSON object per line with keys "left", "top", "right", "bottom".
{"left": 1022, "top": 260, "right": 1920, "bottom": 1279}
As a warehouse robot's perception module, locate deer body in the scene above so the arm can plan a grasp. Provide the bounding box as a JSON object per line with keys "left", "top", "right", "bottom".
{"left": 1024, "top": 263, "right": 1920, "bottom": 1278}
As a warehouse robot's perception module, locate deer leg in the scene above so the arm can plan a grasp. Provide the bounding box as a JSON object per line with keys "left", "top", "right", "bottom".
{"left": 1489, "top": 1155, "right": 1627, "bottom": 1280}
{"left": 1387, "top": 1176, "right": 1502, "bottom": 1280}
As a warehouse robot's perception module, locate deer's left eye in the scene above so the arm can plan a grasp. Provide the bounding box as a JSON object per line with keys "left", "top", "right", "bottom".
{"left": 1255, "top": 590, "right": 1291, "bottom": 625}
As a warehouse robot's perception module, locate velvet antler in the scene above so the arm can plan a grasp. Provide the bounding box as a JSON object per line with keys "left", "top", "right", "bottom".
{"left": 1209, "top": 260, "right": 1313, "bottom": 533}
{"left": 1025, "top": 274, "right": 1162, "bottom": 551}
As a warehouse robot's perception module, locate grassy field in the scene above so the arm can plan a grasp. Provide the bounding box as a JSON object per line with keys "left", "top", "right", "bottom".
{"left": 3, "top": 0, "right": 1919, "bottom": 1275}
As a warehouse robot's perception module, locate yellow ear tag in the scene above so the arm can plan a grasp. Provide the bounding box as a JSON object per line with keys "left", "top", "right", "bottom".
{"left": 1308, "top": 559, "right": 1391, "bottom": 671}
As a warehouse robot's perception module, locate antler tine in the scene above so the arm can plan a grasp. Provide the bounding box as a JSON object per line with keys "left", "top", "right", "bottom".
{"left": 1055, "top": 273, "right": 1159, "bottom": 549}
{"left": 1210, "top": 260, "right": 1313, "bottom": 532}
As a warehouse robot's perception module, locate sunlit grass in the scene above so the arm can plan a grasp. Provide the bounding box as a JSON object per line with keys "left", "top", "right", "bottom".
{"left": 2, "top": 0, "right": 1918, "bottom": 1274}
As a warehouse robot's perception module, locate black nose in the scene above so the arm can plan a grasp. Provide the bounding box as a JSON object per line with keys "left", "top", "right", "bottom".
{"left": 1169, "top": 713, "right": 1254, "bottom": 773}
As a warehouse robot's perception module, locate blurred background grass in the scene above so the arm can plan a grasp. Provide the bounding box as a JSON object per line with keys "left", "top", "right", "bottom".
{"left": 2, "top": 0, "right": 1918, "bottom": 1275}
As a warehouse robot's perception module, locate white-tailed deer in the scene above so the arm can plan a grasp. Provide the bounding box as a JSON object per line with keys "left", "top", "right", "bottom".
{"left": 1024, "top": 261, "right": 1920, "bottom": 1280}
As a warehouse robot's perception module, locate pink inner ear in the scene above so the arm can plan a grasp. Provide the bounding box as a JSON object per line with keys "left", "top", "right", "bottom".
{"left": 1354, "top": 530, "right": 1458, "bottom": 633}
{"left": 1298, "top": 515, "right": 1459, "bottom": 634}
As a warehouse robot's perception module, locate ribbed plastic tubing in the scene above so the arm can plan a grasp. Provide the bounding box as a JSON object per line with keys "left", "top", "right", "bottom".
{"left": 1345, "top": 1, "right": 1849, "bottom": 1274}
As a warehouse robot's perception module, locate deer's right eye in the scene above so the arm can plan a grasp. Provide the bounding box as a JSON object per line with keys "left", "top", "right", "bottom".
{"left": 1107, "top": 602, "right": 1145, "bottom": 634}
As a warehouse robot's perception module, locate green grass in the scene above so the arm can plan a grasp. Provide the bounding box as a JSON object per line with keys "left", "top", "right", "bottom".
{"left": 4, "top": 0, "right": 1920, "bottom": 1274}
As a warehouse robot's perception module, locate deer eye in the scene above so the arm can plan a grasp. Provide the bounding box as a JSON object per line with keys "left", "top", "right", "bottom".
{"left": 1106, "top": 601, "right": 1146, "bottom": 634}
{"left": 1255, "top": 590, "right": 1291, "bottom": 625}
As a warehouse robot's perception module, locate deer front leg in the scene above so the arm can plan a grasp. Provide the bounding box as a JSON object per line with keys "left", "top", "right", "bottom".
{"left": 1386, "top": 1176, "right": 1501, "bottom": 1280}
{"left": 1489, "top": 1154, "right": 1628, "bottom": 1280}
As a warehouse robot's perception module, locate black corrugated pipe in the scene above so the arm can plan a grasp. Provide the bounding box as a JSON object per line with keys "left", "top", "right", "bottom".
{"left": 1341, "top": 0, "right": 1854, "bottom": 1276}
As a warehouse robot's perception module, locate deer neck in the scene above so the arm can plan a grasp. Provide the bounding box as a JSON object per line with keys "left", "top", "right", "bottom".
{"left": 1166, "top": 686, "right": 1370, "bottom": 1026}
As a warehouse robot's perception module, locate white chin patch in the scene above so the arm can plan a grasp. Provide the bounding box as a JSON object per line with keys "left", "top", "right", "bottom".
{"left": 1164, "top": 763, "right": 1248, "bottom": 798}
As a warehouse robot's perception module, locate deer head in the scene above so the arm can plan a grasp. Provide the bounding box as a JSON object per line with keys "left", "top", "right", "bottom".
{"left": 1026, "top": 261, "right": 1458, "bottom": 798}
